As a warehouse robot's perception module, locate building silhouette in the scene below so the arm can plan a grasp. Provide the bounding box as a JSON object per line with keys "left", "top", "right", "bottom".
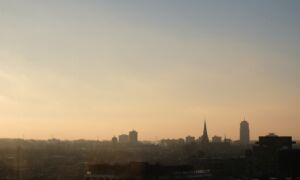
{"left": 246, "top": 133, "right": 297, "bottom": 178}
{"left": 185, "top": 136, "right": 196, "bottom": 144}
{"left": 212, "top": 136, "right": 222, "bottom": 143}
{"left": 129, "top": 130, "right": 138, "bottom": 144}
{"left": 256, "top": 133, "right": 294, "bottom": 150}
{"left": 240, "top": 119, "right": 250, "bottom": 145}
{"left": 223, "top": 137, "right": 232, "bottom": 144}
{"left": 111, "top": 136, "right": 118, "bottom": 144}
{"left": 200, "top": 120, "right": 209, "bottom": 144}
{"left": 118, "top": 134, "right": 129, "bottom": 144}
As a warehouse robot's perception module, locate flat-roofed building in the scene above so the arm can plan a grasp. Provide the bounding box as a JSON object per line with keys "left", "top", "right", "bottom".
{"left": 118, "top": 134, "right": 129, "bottom": 144}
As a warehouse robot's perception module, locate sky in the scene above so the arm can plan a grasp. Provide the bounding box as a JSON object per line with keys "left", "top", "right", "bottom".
{"left": 0, "top": 0, "right": 299, "bottom": 140}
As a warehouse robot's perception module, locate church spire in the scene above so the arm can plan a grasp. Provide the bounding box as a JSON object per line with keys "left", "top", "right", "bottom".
{"left": 201, "top": 120, "right": 209, "bottom": 144}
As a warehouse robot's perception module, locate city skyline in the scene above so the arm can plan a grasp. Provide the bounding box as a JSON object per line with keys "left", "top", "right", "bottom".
{"left": 0, "top": 119, "right": 292, "bottom": 142}
{"left": 0, "top": 1, "right": 300, "bottom": 140}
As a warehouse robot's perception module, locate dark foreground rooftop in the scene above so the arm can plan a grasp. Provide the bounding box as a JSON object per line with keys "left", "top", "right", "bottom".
{"left": 85, "top": 162, "right": 211, "bottom": 180}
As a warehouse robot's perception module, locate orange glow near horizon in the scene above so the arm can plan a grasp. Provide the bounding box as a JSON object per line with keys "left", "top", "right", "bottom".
{"left": 0, "top": 1, "right": 300, "bottom": 140}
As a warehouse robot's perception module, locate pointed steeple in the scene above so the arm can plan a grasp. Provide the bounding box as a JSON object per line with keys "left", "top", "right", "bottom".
{"left": 201, "top": 120, "right": 209, "bottom": 144}
{"left": 204, "top": 120, "right": 207, "bottom": 135}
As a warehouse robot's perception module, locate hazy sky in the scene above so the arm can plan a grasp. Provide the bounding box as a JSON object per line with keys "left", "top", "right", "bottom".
{"left": 0, "top": 1, "right": 299, "bottom": 140}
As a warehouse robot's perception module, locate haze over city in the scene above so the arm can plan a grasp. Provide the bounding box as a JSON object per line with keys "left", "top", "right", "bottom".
{"left": 0, "top": 0, "right": 300, "bottom": 140}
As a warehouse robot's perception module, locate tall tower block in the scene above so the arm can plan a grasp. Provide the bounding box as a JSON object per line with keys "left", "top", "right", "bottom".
{"left": 240, "top": 119, "right": 250, "bottom": 145}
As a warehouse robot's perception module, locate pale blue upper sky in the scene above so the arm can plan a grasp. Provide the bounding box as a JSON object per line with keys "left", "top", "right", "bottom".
{"left": 0, "top": 1, "right": 299, "bottom": 140}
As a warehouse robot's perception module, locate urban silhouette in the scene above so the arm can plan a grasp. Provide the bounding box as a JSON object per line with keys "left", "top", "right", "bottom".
{"left": 0, "top": 120, "right": 299, "bottom": 179}
{"left": 1, "top": 0, "right": 300, "bottom": 179}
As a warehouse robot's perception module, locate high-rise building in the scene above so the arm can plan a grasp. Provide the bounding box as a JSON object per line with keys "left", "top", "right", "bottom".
{"left": 240, "top": 119, "right": 250, "bottom": 145}
{"left": 200, "top": 120, "right": 209, "bottom": 144}
{"left": 129, "top": 130, "right": 138, "bottom": 144}
{"left": 118, "top": 134, "right": 129, "bottom": 143}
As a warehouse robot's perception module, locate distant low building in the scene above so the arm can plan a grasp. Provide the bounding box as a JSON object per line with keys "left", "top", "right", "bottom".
{"left": 224, "top": 138, "right": 232, "bottom": 144}
{"left": 111, "top": 136, "right": 118, "bottom": 144}
{"left": 212, "top": 136, "right": 222, "bottom": 143}
{"left": 185, "top": 136, "right": 196, "bottom": 144}
{"left": 118, "top": 134, "right": 129, "bottom": 144}
{"left": 160, "top": 139, "right": 185, "bottom": 146}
